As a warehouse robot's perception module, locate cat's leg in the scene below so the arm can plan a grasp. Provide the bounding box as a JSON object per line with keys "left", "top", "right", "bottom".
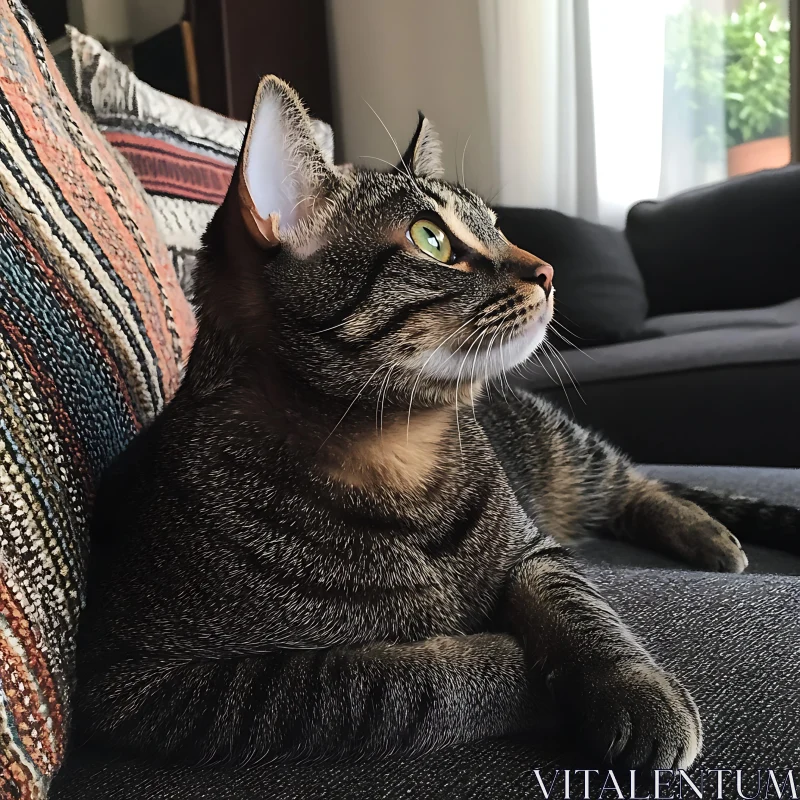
{"left": 76, "top": 633, "right": 555, "bottom": 765}
{"left": 503, "top": 543, "right": 702, "bottom": 769}
{"left": 480, "top": 391, "right": 749, "bottom": 572}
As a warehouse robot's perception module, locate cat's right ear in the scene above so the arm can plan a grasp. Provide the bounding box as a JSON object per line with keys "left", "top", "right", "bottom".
{"left": 238, "top": 76, "right": 340, "bottom": 249}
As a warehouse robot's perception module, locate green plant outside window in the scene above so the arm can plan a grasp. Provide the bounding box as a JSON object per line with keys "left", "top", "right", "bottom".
{"left": 665, "top": 0, "right": 790, "bottom": 159}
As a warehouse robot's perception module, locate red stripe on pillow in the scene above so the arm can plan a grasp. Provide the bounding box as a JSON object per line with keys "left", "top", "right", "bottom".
{"left": 104, "top": 131, "right": 236, "bottom": 204}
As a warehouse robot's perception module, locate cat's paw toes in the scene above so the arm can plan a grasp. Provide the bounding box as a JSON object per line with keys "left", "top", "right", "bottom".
{"left": 686, "top": 517, "right": 748, "bottom": 573}
{"left": 549, "top": 661, "right": 702, "bottom": 770}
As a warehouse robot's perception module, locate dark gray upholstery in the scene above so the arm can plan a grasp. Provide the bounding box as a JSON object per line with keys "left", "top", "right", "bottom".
{"left": 626, "top": 165, "right": 800, "bottom": 317}
{"left": 494, "top": 206, "right": 648, "bottom": 344}
{"left": 521, "top": 298, "right": 800, "bottom": 467}
{"left": 51, "top": 466, "right": 800, "bottom": 800}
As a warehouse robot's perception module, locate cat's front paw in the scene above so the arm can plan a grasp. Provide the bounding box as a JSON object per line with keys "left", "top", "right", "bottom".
{"left": 549, "top": 660, "right": 702, "bottom": 770}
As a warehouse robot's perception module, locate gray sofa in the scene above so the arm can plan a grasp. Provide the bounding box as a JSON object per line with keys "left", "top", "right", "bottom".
{"left": 51, "top": 464, "right": 800, "bottom": 798}
{"left": 497, "top": 167, "right": 800, "bottom": 468}
{"left": 525, "top": 298, "right": 800, "bottom": 468}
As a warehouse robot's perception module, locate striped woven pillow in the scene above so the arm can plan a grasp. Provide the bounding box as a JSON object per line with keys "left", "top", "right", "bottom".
{"left": 67, "top": 27, "right": 244, "bottom": 299}
{"left": 0, "top": 2, "right": 195, "bottom": 797}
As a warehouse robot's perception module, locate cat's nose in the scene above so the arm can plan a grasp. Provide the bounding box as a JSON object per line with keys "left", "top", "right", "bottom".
{"left": 505, "top": 243, "right": 554, "bottom": 297}
{"left": 519, "top": 260, "right": 553, "bottom": 297}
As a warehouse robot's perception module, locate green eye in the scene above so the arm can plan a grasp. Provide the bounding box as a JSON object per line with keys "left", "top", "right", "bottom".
{"left": 409, "top": 220, "right": 452, "bottom": 263}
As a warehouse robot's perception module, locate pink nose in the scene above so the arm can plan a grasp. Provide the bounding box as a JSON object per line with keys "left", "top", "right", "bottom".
{"left": 533, "top": 262, "right": 554, "bottom": 296}
{"left": 507, "top": 244, "right": 554, "bottom": 296}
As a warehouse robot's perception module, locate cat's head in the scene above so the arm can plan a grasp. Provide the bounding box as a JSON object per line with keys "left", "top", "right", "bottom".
{"left": 196, "top": 76, "right": 554, "bottom": 410}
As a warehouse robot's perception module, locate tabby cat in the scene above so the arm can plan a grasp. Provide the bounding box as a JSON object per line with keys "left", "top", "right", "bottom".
{"left": 75, "top": 76, "right": 797, "bottom": 771}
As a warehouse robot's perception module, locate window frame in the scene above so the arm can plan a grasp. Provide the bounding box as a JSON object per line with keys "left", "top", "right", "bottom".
{"left": 792, "top": 0, "right": 799, "bottom": 160}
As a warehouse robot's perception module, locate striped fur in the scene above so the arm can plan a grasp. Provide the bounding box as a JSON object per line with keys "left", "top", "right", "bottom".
{"left": 481, "top": 394, "right": 752, "bottom": 573}
{"left": 664, "top": 483, "right": 800, "bottom": 556}
{"left": 75, "top": 77, "right": 707, "bottom": 773}
{"left": 0, "top": 3, "right": 194, "bottom": 797}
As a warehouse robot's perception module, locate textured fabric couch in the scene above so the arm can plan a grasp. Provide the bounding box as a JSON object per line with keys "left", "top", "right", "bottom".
{"left": 50, "top": 466, "right": 800, "bottom": 799}
{"left": 2, "top": 4, "right": 798, "bottom": 798}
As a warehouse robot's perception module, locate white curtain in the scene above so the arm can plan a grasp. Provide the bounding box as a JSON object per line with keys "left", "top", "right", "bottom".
{"left": 479, "top": 0, "right": 729, "bottom": 226}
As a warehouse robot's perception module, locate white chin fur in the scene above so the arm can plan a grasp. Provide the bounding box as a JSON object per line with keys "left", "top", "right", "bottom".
{"left": 415, "top": 316, "right": 549, "bottom": 382}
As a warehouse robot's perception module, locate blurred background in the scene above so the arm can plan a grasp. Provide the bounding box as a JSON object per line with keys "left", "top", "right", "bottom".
{"left": 29, "top": 0, "right": 798, "bottom": 226}
{"left": 23, "top": 0, "right": 800, "bottom": 469}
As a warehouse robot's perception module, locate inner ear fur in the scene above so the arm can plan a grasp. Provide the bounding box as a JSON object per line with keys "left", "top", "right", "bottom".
{"left": 398, "top": 111, "right": 444, "bottom": 179}
{"left": 236, "top": 75, "right": 339, "bottom": 249}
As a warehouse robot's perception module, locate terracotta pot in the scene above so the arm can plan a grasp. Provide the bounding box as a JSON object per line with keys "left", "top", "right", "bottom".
{"left": 727, "top": 135, "right": 791, "bottom": 177}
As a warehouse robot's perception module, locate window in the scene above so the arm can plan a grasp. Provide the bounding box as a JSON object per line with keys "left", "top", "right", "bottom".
{"left": 663, "top": 0, "right": 792, "bottom": 192}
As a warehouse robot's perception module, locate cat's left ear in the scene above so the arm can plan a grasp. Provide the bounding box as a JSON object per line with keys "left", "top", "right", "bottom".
{"left": 398, "top": 112, "right": 444, "bottom": 179}
{"left": 238, "top": 76, "right": 340, "bottom": 248}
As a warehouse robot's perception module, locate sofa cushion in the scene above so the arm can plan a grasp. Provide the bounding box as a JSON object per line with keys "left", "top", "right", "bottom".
{"left": 66, "top": 28, "right": 244, "bottom": 298}
{"left": 642, "top": 296, "right": 800, "bottom": 336}
{"left": 0, "top": 2, "right": 194, "bottom": 795}
{"left": 626, "top": 164, "right": 800, "bottom": 317}
{"left": 516, "top": 297, "right": 800, "bottom": 466}
{"left": 51, "top": 563, "right": 800, "bottom": 797}
{"left": 493, "top": 207, "right": 648, "bottom": 345}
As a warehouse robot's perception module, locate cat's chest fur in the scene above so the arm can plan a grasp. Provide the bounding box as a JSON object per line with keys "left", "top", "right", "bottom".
{"left": 204, "top": 421, "right": 537, "bottom": 643}
{"left": 86, "top": 403, "right": 539, "bottom": 657}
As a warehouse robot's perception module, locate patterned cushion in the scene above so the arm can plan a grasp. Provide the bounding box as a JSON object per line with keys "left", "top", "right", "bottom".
{"left": 0, "top": 2, "right": 195, "bottom": 796}
{"left": 67, "top": 28, "right": 244, "bottom": 298}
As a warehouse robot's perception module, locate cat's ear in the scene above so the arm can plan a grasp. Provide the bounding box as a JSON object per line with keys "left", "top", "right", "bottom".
{"left": 398, "top": 112, "right": 444, "bottom": 179}
{"left": 238, "top": 76, "right": 339, "bottom": 248}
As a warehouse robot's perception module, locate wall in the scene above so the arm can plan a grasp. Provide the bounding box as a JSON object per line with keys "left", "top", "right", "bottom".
{"left": 68, "top": 0, "right": 183, "bottom": 43}
{"left": 327, "top": 0, "right": 497, "bottom": 199}
{"left": 127, "top": 0, "right": 184, "bottom": 42}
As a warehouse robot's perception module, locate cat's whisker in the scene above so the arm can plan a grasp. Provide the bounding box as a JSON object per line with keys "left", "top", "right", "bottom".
{"left": 532, "top": 350, "right": 558, "bottom": 389}
{"left": 549, "top": 325, "right": 595, "bottom": 361}
{"left": 544, "top": 339, "right": 587, "bottom": 405}
{"left": 551, "top": 301, "right": 582, "bottom": 328}
{"left": 453, "top": 327, "right": 487, "bottom": 463}
{"left": 550, "top": 315, "right": 582, "bottom": 337}
{"left": 405, "top": 314, "right": 479, "bottom": 443}
{"left": 318, "top": 360, "right": 391, "bottom": 451}
{"left": 540, "top": 339, "right": 576, "bottom": 417}
{"left": 453, "top": 327, "right": 488, "bottom": 448}
{"left": 498, "top": 330, "right": 522, "bottom": 404}
{"left": 495, "top": 330, "right": 510, "bottom": 404}
{"left": 550, "top": 313, "right": 585, "bottom": 339}
{"left": 360, "top": 155, "right": 420, "bottom": 182}
{"left": 376, "top": 361, "right": 399, "bottom": 436}
{"left": 380, "top": 363, "right": 400, "bottom": 436}
{"left": 469, "top": 328, "right": 490, "bottom": 423}
{"left": 363, "top": 100, "right": 410, "bottom": 175}
{"left": 482, "top": 323, "right": 506, "bottom": 404}
{"left": 312, "top": 314, "right": 359, "bottom": 335}
{"left": 461, "top": 134, "right": 471, "bottom": 190}
{"left": 375, "top": 363, "right": 394, "bottom": 438}
{"left": 362, "top": 100, "right": 425, "bottom": 199}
